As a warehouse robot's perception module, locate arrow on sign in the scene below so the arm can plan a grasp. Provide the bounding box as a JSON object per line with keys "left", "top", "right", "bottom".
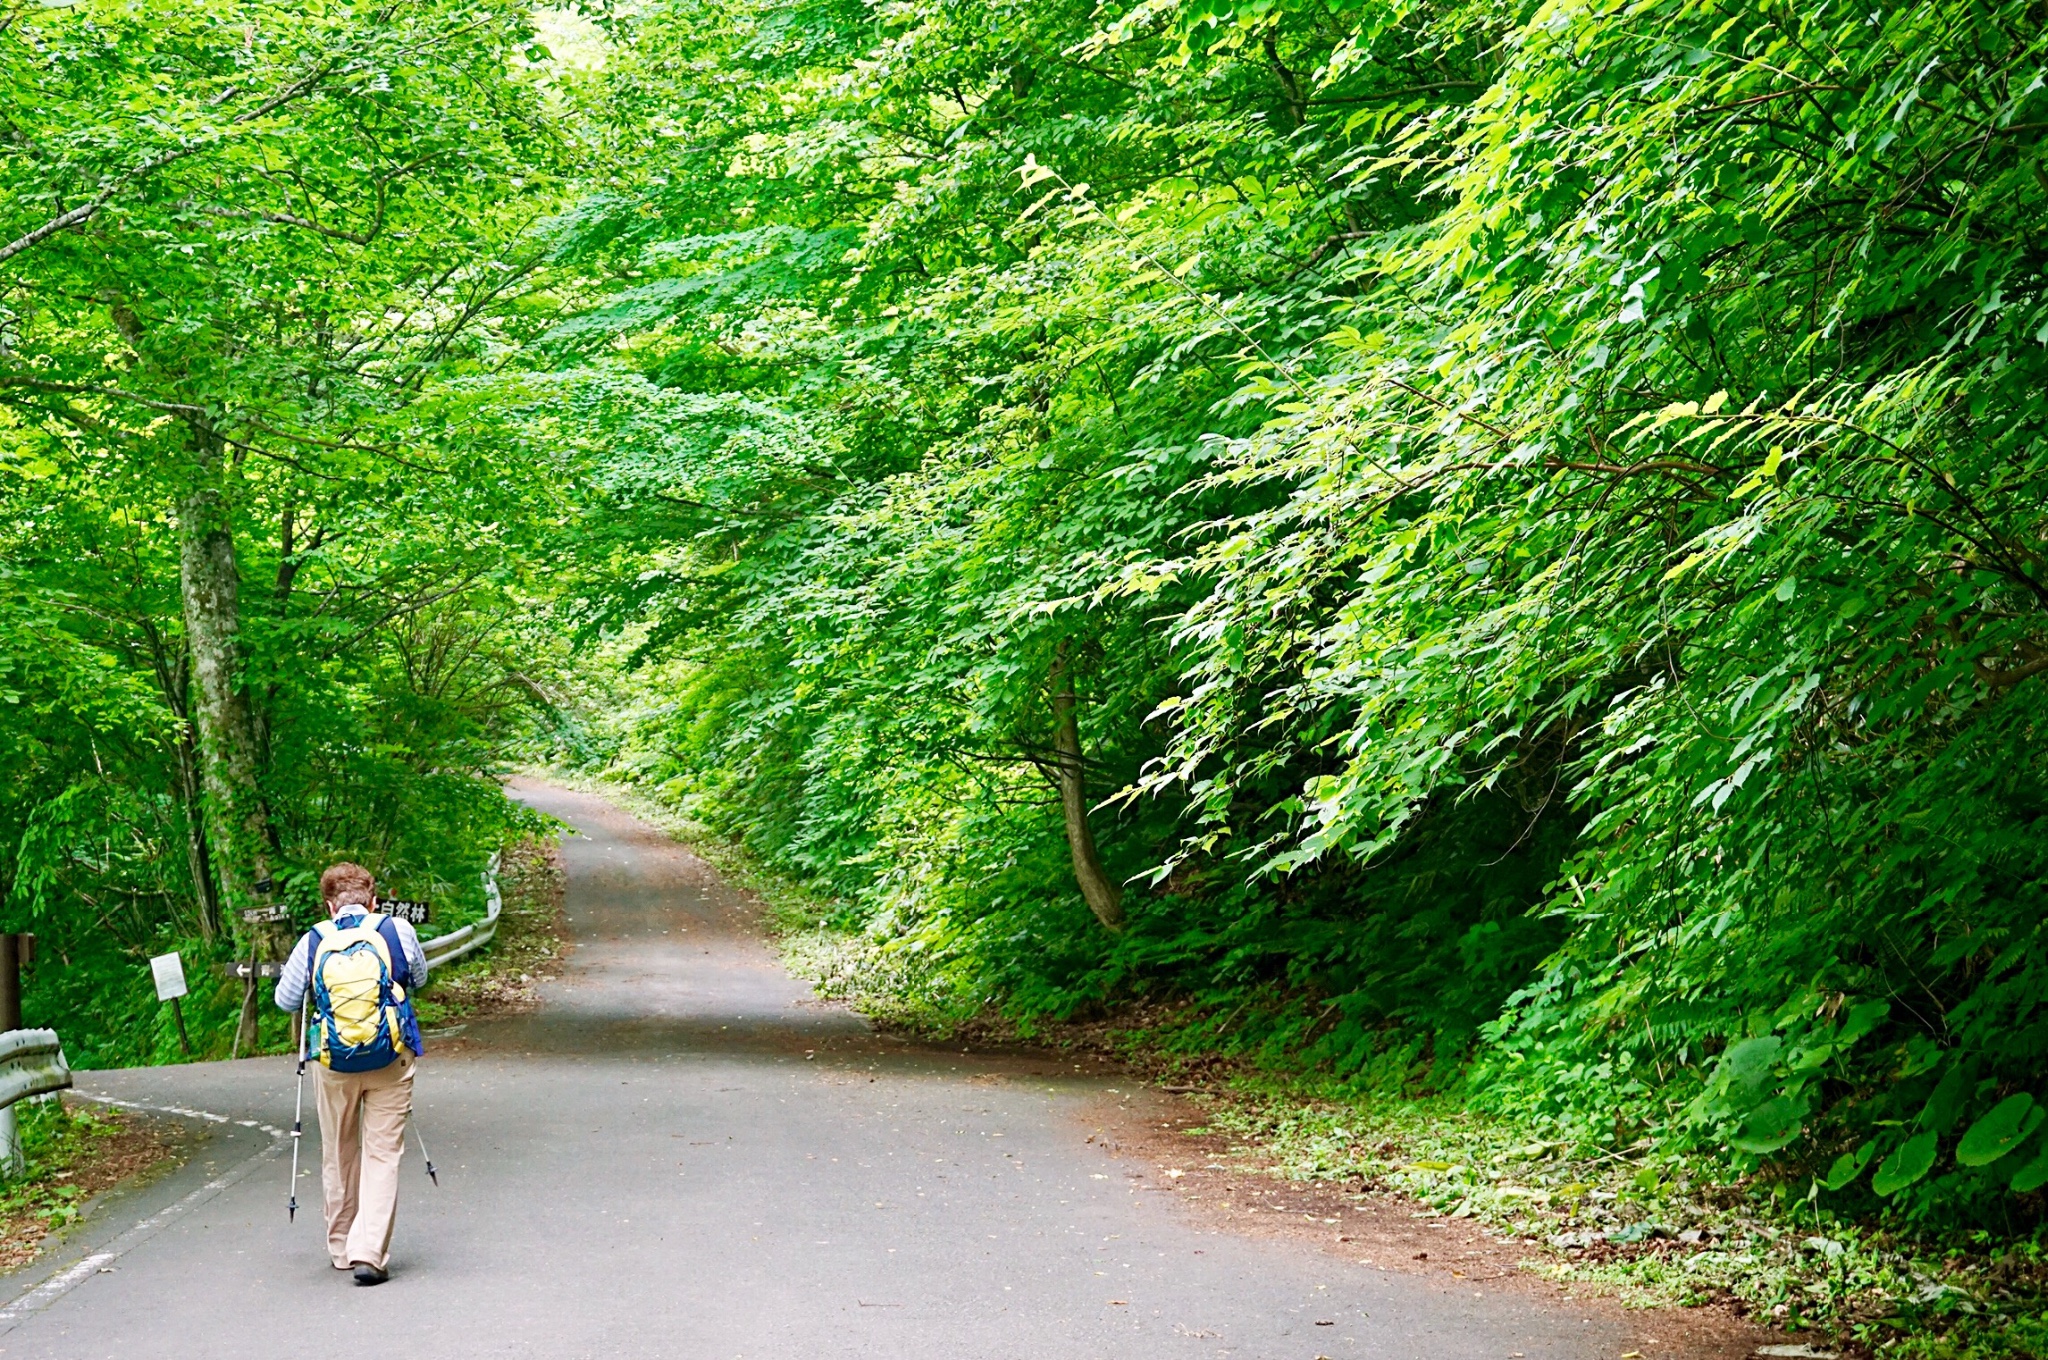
{"left": 219, "top": 962, "right": 286, "bottom": 980}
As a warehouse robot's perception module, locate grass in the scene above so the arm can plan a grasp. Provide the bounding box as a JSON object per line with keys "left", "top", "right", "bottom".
{"left": 1173, "top": 1087, "right": 2046, "bottom": 1360}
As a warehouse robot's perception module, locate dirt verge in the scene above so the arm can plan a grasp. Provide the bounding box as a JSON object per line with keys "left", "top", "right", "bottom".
{"left": 416, "top": 835, "right": 570, "bottom": 1026}
{"left": 1068, "top": 1082, "right": 1779, "bottom": 1360}
{"left": 0, "top": 1100, "right": 181, "bottom": 1274}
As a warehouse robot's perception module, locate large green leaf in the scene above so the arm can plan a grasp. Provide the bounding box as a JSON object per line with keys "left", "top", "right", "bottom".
{"left": 2010, "top": 1149, "right": 2048, "bottom": 1196}
{"left": 1956, "top": 1095, "right": 2040, "bottom": 1168}
{"left": 1916, "top": 1065, "right": 1971, "bottom": 1134}
{"left": 1871, "top": 1132, "right": 1939, "bottom": 1198}
{"left": 1721, "top": 1037, "right": 1783, "bottom": 1092}
{"left": 1729, "top": 1095, "right": 1803, "bottom": 1154}
{"left": 1835, "top": 1001, "right": 1889, "bottom": 1049}
{"left": 1822, "top": 1140, "right": 1876, "bottom": 1191}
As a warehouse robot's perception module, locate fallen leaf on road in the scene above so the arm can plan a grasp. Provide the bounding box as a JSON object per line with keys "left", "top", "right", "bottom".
{"left": 1108, "top": 1299, "right": 1128, "bottom": 1306}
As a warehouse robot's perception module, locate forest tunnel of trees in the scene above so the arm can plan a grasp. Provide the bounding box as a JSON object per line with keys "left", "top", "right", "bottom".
{"left": 3, "top": 0, "right": 2047, "bottom": 1258}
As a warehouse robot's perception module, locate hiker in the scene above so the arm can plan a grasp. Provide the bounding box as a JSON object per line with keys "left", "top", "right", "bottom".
{"left": 275, "top": 862, "right": 429, "bottom": 1285}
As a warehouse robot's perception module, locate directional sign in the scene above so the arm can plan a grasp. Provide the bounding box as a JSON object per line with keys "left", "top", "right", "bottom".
{"left": 241, "top": 904, "right": 291, "bottom": 924}
{"left": 150, "top": 952, "right": 188, "bottom": 1001}
{"left": 219, "top": 961, "right": 286, "bottom": 980}
{"left": 379, "top": 899, "right": 431, "bottom": 926}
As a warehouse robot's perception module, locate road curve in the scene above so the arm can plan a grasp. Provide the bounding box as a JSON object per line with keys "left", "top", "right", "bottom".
{"left": 21, "top": 782, "right": 1692, "bottom": 1359}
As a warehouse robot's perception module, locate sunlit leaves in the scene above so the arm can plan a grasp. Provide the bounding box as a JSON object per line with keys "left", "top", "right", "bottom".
{"left": 541, "top": 0, "right": 2048, "bottom": 1218}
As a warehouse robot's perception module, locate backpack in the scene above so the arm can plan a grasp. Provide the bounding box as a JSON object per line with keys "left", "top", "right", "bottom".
{"left": 309, "top": 913, "right": 409, "bottom": 1072}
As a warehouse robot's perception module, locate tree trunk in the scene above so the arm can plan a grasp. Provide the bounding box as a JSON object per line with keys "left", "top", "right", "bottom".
{"left": 140, "top": 620, "right": 223, "bottom": 942}
{"left": 177, "top": 424, "right": 272, "bottom": 1049}
{"left": 1050, "top": 642, "right": 1124, "bottom": 931}
{"left": 176, "top": 739, "right": 224, "bottom": 944}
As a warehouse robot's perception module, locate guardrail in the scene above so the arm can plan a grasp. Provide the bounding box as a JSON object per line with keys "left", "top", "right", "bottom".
{"left": 0, "top": 1030, "right": 70, "bottom": 1111}
{"left": 0, "top": 1029, "right": 71, "bottom": 1176}
{"left": 419, "top": 852, "right": 502, "bottom": 971}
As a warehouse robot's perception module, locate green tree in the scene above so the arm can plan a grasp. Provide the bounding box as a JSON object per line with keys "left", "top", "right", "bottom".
{"left": 1, "top": 0, "right": 566, "bottom": 1056}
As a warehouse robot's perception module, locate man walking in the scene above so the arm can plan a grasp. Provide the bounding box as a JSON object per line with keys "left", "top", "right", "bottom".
{"left": 275, "top": 862, "right": 429, "bottom": 1285}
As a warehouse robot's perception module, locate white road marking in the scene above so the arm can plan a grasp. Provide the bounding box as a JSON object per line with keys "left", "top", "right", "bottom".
{"left": 0, "top": 1254, "right": 116, "bottom": 1320}
{"left": 0, "top": 1093, "right": 288, "bottom": 1334}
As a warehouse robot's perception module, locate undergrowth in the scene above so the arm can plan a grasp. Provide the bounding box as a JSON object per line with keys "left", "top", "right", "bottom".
{"left": 411, "top": 834, "right": 570, "bottom": 1028}
{"left": 0, "top": 1098, "right": 175, "bottom": 1274}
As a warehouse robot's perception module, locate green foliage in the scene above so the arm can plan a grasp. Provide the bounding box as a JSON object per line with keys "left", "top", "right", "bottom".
{"left": 9, "top": 0, "right": 2048, "bottom": 1267}
{"left": 0, "top": 0, "right": 567, "bottom": 1062}
{"left": 1, "top": 1101, "right": 137, "bottom": 1237}
{"left": 531, "top": 0, "right": 2048, "bottom": 1233}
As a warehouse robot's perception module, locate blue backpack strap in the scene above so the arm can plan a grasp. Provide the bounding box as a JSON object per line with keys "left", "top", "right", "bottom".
{"left": 371, "top": 915, "right": 424, "bottom": 1056}
{"left": 374, "top": 916, "right": 411, "bottom": 989}
{"left": 307, "top": 920, "right": 335, "bottom": 1005}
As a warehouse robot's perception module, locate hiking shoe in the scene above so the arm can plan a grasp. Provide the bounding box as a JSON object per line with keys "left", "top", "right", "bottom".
{"left": 352, "top": 1262, "right": 389, "bottom": 1286}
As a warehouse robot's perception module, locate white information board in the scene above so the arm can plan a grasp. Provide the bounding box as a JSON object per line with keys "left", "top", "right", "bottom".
{"left": 150, "top": 951, "right": 188, "bottom": 1002}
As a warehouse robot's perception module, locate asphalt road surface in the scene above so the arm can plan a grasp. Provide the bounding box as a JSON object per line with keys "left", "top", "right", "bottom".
{"left": 10, "top": 782, "right": 1693, "bottom": 1359}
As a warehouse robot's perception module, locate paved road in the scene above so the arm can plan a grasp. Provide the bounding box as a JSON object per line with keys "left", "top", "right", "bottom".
{"left": 12, "top": 783, "right": 1673, "bottom": 1359}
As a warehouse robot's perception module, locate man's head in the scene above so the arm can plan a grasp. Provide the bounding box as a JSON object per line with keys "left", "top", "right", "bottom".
{"left": 320, "top": 862, "right": 377, "bottom": 917}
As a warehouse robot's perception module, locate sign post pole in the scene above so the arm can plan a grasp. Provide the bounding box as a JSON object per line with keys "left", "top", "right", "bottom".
{"left": 232, "top": 903, "right": 289, "bottom": 1060}
{"left": 150, "top": 952, "right": 191, "bottom": 1057}
{"left": 0, "top": 933, "right": 21, "bottom": 1033}
{"left": 0, "top": 934, "right": 15, "bottom": 1175}
{"left": 0, "top": 934, "right": 25, "bottom": 1174}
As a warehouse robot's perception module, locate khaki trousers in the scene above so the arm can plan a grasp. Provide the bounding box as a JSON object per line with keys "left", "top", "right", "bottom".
{"left": 314, "top": 1052, "right": 414, "bottom": 1271}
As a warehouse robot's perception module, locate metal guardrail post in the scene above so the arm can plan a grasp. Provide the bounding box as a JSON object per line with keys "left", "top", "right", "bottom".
{"left": 418, "top": 853, "right": 504, "bottom": 972}
{"left": 0, "top": 1029, "right": 72, "bottom": 1179}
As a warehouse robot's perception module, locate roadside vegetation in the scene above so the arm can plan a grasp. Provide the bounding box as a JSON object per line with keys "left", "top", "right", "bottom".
{"left": 6, "top": 0, "right": 2047, "bottom": 1351}
{"left": 538, "top": 5, "right": 2048, "bottom": 1346}
{"left": 0, "top": 1101, "right": 174, "bottom": 1273}
{"left": 412, "top": 836, "right": 571, "bottom": 1029}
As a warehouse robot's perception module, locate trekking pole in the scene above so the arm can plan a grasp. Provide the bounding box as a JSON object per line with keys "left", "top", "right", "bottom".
{"left": 410, "top": 1110, "right": 439, "bottom": 1186}
{"left": 288, "top": 993, "right": 308, "bottom": 1222}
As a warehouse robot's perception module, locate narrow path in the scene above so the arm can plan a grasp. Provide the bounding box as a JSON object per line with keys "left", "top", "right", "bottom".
{"left": 20, "top": 784, "right": 1730, "bottom": 1358}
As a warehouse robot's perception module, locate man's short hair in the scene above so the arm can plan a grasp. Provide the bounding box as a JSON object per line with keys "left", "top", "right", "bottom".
{"left": 320, "top": 862, "right": 377, "bottom": 909}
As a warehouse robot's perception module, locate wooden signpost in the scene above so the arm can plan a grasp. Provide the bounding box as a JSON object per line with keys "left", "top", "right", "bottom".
{"left": 0, "top": 934, "right": 33, "bottom": 1034}
{"left": 219, "top": 961, "right": 286, "bottom": 980}
{"left": 150, "top": 951, "right": 192, "bottom": 1055}
{"left": 231, "top": 903, "right": 292, "bottom": 1058}
{"left": 0, "top": 940, "right": 44, "bottom": 1179}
